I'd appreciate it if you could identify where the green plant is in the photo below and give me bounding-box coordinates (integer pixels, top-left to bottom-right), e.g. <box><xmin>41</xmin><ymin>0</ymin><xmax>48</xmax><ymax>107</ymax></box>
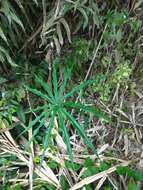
<box><xmin>63</xmin><ymin>37</ymin><xmax>92</xmax><ymax>77</ymax></box>
<box><xmin>0</xmin><ymin>1</ymin><xmax>142</xmax><ymax>189</ymax></box>
<box><xmin>117</xmin><ymin>166</ymin><xmax>143</xmax><ymax>190</ymax></box>
<box><xmin>0</xmin><ymin>0</ymin><xmax>37</xmax><ymax>66</ymax></box>
<box><xmin>0</xmin><ymin>0</ymin><xmax>100</xmax><ymax>68</ymax></box>
<box><xmin>92</xmin><ymin>60</ymin><xmax>132</xmax><ymax>102</ymax></box>
<box><xmin>22</xmin><ymin>60</ymin><xmax>107</xmax><ymax>161</ymax></box>
<box><xmin>0</xmin><ymin>84</ymin><xmax>26</xmax><ymax>122</ymax></box>
<box><xmin>117</xmin><ymin>166</ymin><xmax>143</xmax><ymax>181</ymax></box>
<box><xmin>112</xmin><ymin>61</ymin><xmax>132</xmax><ymax>85</ymax></box>
<box><xmin>0</xmin><ymin>1</ymin><xmax>34</xmax><ymax>70</ymax></box>
<box><xmin>41</xmin><ymin>0</ymin><xmax>100</xmax><ymax>54</ymax></box>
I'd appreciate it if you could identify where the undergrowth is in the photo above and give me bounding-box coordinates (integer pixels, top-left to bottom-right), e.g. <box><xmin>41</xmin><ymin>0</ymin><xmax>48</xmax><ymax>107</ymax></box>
<box><xmin>0</xmin><ymin>0</ymin><xmax>143</xmax><ymax>190</ymax></box>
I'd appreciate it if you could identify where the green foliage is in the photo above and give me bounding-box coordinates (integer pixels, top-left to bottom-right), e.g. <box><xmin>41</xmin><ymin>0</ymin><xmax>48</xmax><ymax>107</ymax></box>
<box><xmin>0</xmin><ymin>85</ymin><xmax>26</xmax><ymax>123</ymax></box>
<box><xmin>47</xmin><ymin>160</ymin><xmax>58</xmax><ymax>170</ymax></box>
<box><xmin>92</xmin><ymin>60</ymin><xmax>132</xmax><ymax>102</ymax></box>
<box><xmin>0</xmin><ymin>0</ymin><xmax>100</xmax><ymax>67</ymax></box>
<box><xmin>34</xmin><ymin>183</ymin><xmax>56</xmax><ymax>190</ymax></box>
<box><xmin>117</xmin><ymin>166</ymin><xmax>143</xmax><ymax>181</ymax></box>
<box><xmin>116</xmin><ymin>166</ymin><xmax>143</xmax><ymax>190</ymax></box>
<box><xmin>82</xmin><ymin>158</ymin><xmax>110</xmax><ymax>178</ymax></box>
<box><xmin>128</xmin><ymin>182</ymin><xmax>139</xmax><ymax>190</ymax></box>
<box><xmin>1</xmin><ymin>185</ymin><xmax>22</xmax><ymax>190</ymax></box>
<box><xmin>64</xmin><ymin>160</ymin><xmax>81</xmax><ymax>171</ymax></box>
<box><xmin>0</xmin><ymin>0</ymin><xmax>25</xmax><ymax>66</ymax></box>
<box><xmin>60</xmin><ymin>175</ymin><xmax>70</xmax><ymax>190</ymax></box>
<box><xmin>72</xmin><ymin>38</ymin><xmax>90</xmax><ymax>63</ymax></box>
<box><xmin>112</xmin><ymin>61</ymin><xmax>132</xmax><ymax>85</ymax></box>
<box><xmin>0</xmin><ymin>0</ymin><xmax>142</xmax><ymax>189</ymax></box>
<box><xmin>23</xmin><ymin>60</ymin><xmax>107</xmax><ymax>162</ymax></box>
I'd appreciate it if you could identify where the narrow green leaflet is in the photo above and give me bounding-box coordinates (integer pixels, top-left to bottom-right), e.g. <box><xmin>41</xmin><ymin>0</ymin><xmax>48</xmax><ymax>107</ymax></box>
<box><xmin>64</xmin><ymin>79</ymin><xmax>96</xmax><ymax>99</ymax></box>
<box><xmin>52</xmin><ymin>62</ymin><xmax>58</xmax><ymax>98</ymax></box>
<box><xmin>41</xmin><ymin>112</ymin><xmax>55</xmax><ymax>163</ymax></box>
<box><xmin>63</xmin><ymin>102</ymin><xmax>109</xmax><ymax>121</ymax></box>
<box><xmin>25</xmin><ymin>86</ymin><xmax>53</xmax><ymax>104</ymax></box>
<box><xmin>28</xmin><ymin>116</ymin><xmax>49</xmax><ymax>145</ymax></box>
<box><xmin>35</xmin><ymin>76</ymin><xmax>55</xmax><ymax>101</ymax></box>
<box><xmin>58</xmin><ymin>110</ymin><xmax>73</xmax><ymax>161</ymax></box>
<box><xmin>59</xmin><ymin>67</ymin><xmax>71</xmax><ymax>98</ymax></box>
<box><xmin>63</xmin><ymin>109</ymin><xmax>97</xmax><ymax>155</ymax></box>
<box><xmin>19</xmin><ymin>111</ymin><xmax>46</xmax><ymax>137</ymax></box>
<box><xmin>25</xmin><ymin>104</ymin><xmax>49</xmax><ymax>114</ymax></box>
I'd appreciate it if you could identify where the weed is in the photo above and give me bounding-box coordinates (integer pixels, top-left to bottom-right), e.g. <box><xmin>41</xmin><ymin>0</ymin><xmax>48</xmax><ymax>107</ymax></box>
<box><xmin>23</xmin><ymin>60</ymin><xmax>106</xmax><ymax>162</ymax></box>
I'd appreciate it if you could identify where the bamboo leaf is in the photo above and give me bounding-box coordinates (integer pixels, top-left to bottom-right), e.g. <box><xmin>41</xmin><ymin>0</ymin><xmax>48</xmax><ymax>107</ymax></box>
<box><xmin>57</xmin><ymin>23</ymin><xmax>64</xmax><ymax>45</ymax></box>
<box><xmin>0</xmin><ymin>27</ymin><xmax>8</xmax><ymax>44</ymax></box>
<box><xmin>53</xmin><ymin>35</ymin><xmax>61</xmax><ymax>55</ymax></box>
<box><xmin>0</xmin><ymin>46</ymin><xmax>17</xmax><ymax>67</ymax></box>
<box><xmin>60</xmin><ymin>18</ymin><xmax>71</xmax><ymax>43</ymax></box>
<box><xmin>78</xmin><ymin>7</ymin><xmax>88</xmax><ymax>30</ymax></box>
<box><xmin>10</xmin><ymin>12</ymin><xmax>24</xmax><ymax>31</ymax></box>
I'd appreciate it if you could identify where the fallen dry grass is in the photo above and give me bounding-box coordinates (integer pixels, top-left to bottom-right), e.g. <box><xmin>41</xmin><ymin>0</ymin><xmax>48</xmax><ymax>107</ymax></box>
<box><xmin>0</xmin><ymin>87</ymin><xmax>143</xmax><ymax>189</ymax></box>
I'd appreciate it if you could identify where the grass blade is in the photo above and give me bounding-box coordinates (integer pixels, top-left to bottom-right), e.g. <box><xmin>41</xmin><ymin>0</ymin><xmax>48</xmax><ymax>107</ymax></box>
<box><xmin>32</xmin><ymin>0</ymin><xmax>38</xmax><ymax>6</ymax></box>
<box><xmin>10</xmin><ymin>12</ymin><xmax>24</xmax><ymax>31</ymax></box>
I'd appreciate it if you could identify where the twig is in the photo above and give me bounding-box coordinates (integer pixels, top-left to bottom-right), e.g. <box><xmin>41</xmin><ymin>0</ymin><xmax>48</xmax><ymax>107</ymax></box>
<box><xmin>68</xmin><ymin>23</ymin><xmax>108</xmax><ymax>130</ymax></box>
<box><xmin>75</xmin><ymin>23</ymin><xmax>108</xmax><ymax>104</ymax></box>
<box><xmin>42</xmin><ymin>0</ymin><xmax>46</xmax><ymax>27</ymax></box>
<box><xmin>84</xmin><ymin>23</ymin><xmax>108</xmax><ymax>81</ymax></box>
<box><xmin>70</xmin><ymin>161</ymin><xmax>130</xmax><ymax>190</ymax></box>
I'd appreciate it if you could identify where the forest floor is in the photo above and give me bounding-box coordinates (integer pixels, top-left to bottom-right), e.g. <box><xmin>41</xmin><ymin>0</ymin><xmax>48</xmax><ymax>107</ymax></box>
<box><xmin>0</xmin><ymin>1</ymin><xmax>143</xmax><ymax>190</ymax></box>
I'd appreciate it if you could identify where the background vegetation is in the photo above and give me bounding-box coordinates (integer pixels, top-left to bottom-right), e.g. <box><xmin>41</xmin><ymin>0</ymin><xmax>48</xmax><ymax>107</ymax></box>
<box><xmin>0</xmin><ymin>0</ymin><xmax>143</xmax><ymax>189</ymax></box>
